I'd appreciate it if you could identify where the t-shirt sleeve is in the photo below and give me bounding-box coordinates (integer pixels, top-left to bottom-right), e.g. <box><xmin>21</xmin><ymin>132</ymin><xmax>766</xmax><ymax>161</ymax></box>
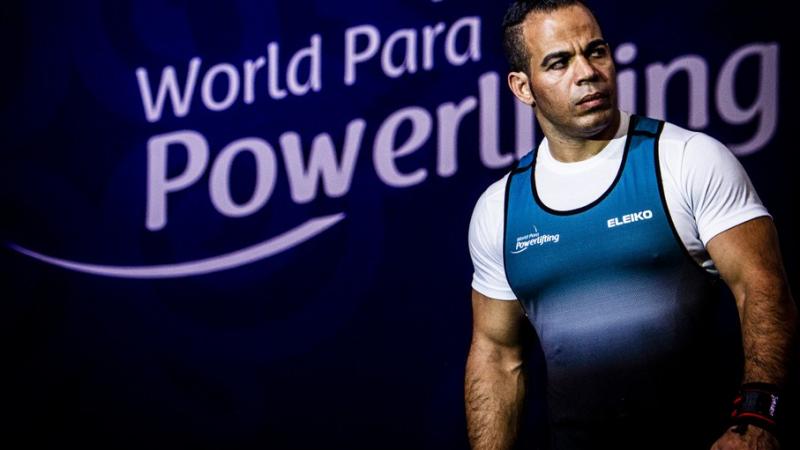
<box><xmin>468</xmin><ymin>176</ymin><xmax>517</xmax><ymax>300</ymax></box>
<box><xmin>681</xmin><ymin>133</ymin><xmax>770</xmax><ymax>246</ymax></box>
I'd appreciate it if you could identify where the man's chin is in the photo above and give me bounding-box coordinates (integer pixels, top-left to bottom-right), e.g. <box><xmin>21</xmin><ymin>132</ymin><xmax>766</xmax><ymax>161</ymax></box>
<box><xmin>575</xmin><ymin>108</ymin><xmax>618</xmax><ymax>138</ymax></box>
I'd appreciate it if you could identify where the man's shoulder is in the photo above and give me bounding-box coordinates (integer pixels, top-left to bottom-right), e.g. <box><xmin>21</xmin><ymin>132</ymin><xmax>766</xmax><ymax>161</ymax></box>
<box><xmin>476</xmin><ymin>173</ymin><xmax>510</xmax><ymax>206</ymax></box>
<box><xmin>645</xmin><ymin>116</ymin><xmax>730</xmax><ymax>158</ymax></box>
<box><xmin>471</xmin><ymin>173</ymin><xmax>510</xmax><ymax>224</ymax></box>
<box><xmin>656</xmin><ymin>118</ymin><xmax>700</xmax><ymax>147</ymax></box>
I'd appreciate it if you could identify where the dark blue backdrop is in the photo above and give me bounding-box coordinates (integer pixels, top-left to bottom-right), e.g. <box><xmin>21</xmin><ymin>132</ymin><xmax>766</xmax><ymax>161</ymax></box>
<box><xmin>3</xmin><ymin>1</ymin><xmax>797</xmax><ymax>448</ymax></box>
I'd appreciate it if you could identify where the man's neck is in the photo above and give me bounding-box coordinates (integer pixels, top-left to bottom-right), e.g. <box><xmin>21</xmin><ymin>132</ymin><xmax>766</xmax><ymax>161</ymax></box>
<box><xmin>544</xmin><ymin>111</ymin><xmax>621</xmax><ymax>163</ymax></box>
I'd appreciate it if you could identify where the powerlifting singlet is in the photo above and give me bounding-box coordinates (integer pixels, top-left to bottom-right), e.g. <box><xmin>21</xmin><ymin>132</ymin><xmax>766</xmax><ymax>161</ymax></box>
<box><xmin>503</xmin><ymin>115</ymin><xmax>741</xmax><ymax>449</ymax></box>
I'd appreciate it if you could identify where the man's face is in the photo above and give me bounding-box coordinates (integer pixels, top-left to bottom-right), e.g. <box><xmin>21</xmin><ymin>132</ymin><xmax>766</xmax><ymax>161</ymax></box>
<box><xmin>519</xmin><ymin>5</ymin><xmax>617</xmax><ymax>139</ymax></box>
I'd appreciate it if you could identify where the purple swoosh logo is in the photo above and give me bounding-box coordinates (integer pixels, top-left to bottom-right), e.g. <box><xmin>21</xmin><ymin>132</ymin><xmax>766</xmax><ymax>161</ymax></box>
<box><xmin>9</xmin><ymin>213</ymin><xmax>345</xmax><ymax>279</ymax></box>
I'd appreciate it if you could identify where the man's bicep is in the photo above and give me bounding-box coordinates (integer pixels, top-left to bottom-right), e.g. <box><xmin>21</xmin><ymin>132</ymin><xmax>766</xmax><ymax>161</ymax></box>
<box><xmin>471</xmin><ymin>289</ymin><xmax>526</xmax><ymax>350</ymax></box>
<box><xmin>706</xmin><ymin>216</ymin><xmax>787</xmax><ymax>302</ymax></box>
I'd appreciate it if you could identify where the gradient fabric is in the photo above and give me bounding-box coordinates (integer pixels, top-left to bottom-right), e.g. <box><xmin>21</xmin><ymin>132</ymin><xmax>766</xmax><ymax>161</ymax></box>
<box><xmin>504</xmin><ymin>115</ymin><xmax>739</xmax><ymax>449</ymax></box>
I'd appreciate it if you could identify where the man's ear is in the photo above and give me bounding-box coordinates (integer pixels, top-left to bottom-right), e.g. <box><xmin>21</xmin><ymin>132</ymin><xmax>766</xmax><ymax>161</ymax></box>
<box><xmin>508</xmin><ymin>71</ymin><xmax>535</xmax><ymax>107</ymax></box>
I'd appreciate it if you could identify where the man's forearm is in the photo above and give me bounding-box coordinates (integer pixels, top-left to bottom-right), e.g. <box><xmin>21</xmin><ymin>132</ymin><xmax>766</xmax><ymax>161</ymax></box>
<box><xmin>465</xmin><ymin>348</ymin><xmax>526</xmax><ymax>450</ymax></box>
<box><xmin>738</xmin><ymin>281</ymin><xmax>797</xmax><ymax>386</ymax></box>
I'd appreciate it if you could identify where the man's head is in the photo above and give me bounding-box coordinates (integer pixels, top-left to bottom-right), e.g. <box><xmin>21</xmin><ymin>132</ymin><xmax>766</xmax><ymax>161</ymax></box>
<box><xmin>503</xmin><ymin>0</ymin><xmax>618</xmax><ymax>140</ymax></box>
<box><xmin>502</xmin><ymin>0</ymin><xmax>587</xmax><ymax>76</ymax></box>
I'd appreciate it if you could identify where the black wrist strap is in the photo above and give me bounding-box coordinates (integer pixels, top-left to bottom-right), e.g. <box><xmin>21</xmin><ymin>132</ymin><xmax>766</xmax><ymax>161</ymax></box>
<box><xmin>730</xmin><ymin>382</ymin><xmax>781</xmax><ymax>434</ymax></box>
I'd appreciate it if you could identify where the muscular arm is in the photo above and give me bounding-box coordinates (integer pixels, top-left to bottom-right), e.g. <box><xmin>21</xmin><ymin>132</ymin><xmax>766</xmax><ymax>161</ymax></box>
<box><xmin>465</xmin><ymin>289</ymin><xmax>528</xmax><ymax>450</ymax></box>
<box><xmin>707</xmin><ymin>217</ymin><xmax>798</xmax><ymax>449</ymax></box>
<box><xmin>707</xmin><ymin>217</ymin><xmax>797</xmax><ymax>386</ymax></box>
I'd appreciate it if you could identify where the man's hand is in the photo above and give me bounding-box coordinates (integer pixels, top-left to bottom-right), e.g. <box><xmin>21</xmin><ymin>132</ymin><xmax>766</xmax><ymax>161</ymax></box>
<box><xmin>711</xmin><ymin>425</ymin><xmax>779</xmax><ymax>450</ymax></box>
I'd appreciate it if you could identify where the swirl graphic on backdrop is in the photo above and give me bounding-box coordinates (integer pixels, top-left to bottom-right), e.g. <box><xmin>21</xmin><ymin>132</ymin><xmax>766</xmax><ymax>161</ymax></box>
<box><xmin>8</xmin><ymin>213</ymin><xmax>344</xmax><ymax>279</ymax></box>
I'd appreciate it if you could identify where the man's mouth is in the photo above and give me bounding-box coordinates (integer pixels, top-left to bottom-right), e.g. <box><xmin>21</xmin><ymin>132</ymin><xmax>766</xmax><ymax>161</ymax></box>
<box><xmin>577</xmin><ymin>92</ymin><xmax>608</xmax><ymax>105</ymax></box>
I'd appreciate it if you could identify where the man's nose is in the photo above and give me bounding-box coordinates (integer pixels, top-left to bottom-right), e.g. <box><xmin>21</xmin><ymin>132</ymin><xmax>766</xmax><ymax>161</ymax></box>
<box><xmin>574</xmin><ymin>55</ymin><xmax>600</xmax><ymax>84</ymax></box>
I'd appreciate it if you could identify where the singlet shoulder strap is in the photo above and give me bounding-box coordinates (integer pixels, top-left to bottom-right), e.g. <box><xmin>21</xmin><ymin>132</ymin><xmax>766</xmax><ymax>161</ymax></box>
<box><xmin>630</xmin><ymin>114</ymin><xmax>664</xmax><ymax>137</ymax></box>
<box><xmin>510</xmin><ymin>150</ymin><xmax>535</xmax><ymax>174</ymax></box>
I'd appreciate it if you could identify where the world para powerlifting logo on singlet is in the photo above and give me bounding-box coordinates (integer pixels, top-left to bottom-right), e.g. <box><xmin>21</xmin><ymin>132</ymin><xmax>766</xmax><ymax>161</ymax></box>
<box><xmin>511</xmin><ymin>226</ymin><xmax>561</xmax><ymax>254</ymax></box>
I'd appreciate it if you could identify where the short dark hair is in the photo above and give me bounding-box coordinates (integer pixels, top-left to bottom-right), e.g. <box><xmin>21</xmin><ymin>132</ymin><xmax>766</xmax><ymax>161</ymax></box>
<box><xmin>502</xmin><ymin>0</ymin><xmax>588</xmax><ymax>74</ymax></box>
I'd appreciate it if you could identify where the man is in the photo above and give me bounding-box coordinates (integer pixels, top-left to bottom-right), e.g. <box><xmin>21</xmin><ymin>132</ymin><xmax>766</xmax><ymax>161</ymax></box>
<box><xmin>464</xmin><ymin>1</ymin><xmax>797</xmax><ymax>449</ymax></box>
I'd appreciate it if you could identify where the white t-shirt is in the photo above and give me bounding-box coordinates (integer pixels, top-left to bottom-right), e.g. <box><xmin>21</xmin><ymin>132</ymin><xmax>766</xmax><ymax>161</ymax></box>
<box><xmin>469</xmin><ymin>111</ymin><xmax>770</xmax><ymax>300</ymax></box>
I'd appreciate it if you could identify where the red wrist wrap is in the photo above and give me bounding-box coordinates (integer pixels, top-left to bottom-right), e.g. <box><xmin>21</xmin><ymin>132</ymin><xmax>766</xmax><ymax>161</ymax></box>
<box><xmin>730</xmin><ymin>382</ymin><xmax>781</xmax><ymax>434</ymax></box>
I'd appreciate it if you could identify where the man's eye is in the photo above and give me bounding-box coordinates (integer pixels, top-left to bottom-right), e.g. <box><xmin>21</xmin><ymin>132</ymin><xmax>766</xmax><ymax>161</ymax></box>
<box><xmin>549</xmin><ymin>60</ymin><xmax>566</xmax><ymax>70</ymax></box>
<box><xmin>590</xmin><ymin>47</ymin><xmax>607</xmax><ymax>57</ymax></box>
